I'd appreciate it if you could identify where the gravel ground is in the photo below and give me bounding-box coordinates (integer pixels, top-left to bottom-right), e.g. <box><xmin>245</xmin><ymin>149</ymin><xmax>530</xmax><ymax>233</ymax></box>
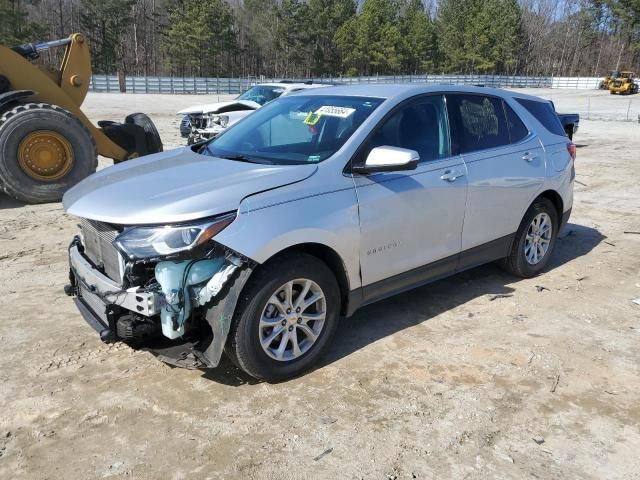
<box><xmin>0</xmin><ymin>89</ymin><xmax>639</xmax><ymax>479</ymax></box>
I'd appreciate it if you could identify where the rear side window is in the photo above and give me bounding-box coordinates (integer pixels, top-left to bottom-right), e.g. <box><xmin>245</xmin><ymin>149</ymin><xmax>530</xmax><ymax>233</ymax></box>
<box><xmin>515</xmin><ymin>98</ymin><xmax>565</xmax><ymax>136</ymax></box>
<box><xmin>446</xmin><ymin>94</ymin><xmax>510</xmax><ymax>154</ymax></box>
<box><xmin>503</xmin><ymin>102</ymin><xmax>529</xmax><ymax>143</ymax></box>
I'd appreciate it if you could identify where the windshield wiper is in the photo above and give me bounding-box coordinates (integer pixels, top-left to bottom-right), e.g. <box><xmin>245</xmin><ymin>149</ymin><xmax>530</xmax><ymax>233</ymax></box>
<box><xmin>218</xmin><ymin>154</ymin><xmax>273</xmax><ymax>165</ymax></box>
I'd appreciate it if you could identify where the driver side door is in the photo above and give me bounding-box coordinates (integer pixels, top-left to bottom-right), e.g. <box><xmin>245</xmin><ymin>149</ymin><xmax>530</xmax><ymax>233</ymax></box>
<box><xmin>352</xmin><ymin>95</ymin><xmax>468</xmax><ymax>304</ymax></box>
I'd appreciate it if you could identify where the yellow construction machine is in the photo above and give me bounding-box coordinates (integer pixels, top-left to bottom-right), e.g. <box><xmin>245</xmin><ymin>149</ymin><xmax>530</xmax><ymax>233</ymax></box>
<box><xmin>599</xmin><ymin>70</ymin><xmax>619</xmax><ymax>90</ymax></box>
<box><xmin>608</xmin><ymin>71</ymin><xmax>639</xmax><ymax>95</ymax></box>
<box><xmin>0</xmin><ymin>33</ymin><xmax>162</xmax><ymax>203</ymax></box>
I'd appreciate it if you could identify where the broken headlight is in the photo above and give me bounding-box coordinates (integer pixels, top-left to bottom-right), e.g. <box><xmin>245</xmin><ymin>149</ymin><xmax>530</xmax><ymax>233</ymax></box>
<box><xmin>114</xmin><ymin>213</ymin><xmax>236</xmax><ymax>260</ymax></box>
<box><xmin>211</xmin><ymin>115</ymin><xmax>229</xmax><ymax>128</ymax></box>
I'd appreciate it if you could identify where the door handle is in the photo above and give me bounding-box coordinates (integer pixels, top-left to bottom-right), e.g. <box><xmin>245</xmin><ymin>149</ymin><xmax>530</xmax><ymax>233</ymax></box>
<box><xmin>440</xmin><ymin>170</ymin><xmax>465</xmax><ymax>182</ymax></box>
<box><xmin>522</xmin><ymin>152</ymin><xmax>537</xmax><ymax>162</ymax></box>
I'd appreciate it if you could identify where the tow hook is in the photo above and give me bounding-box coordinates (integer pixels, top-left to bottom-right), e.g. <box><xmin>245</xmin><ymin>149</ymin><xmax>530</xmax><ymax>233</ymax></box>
<box><xmin>63</xmin><ymin>284</ymin><xmax>77</xmax><ymax>296</ymax></box>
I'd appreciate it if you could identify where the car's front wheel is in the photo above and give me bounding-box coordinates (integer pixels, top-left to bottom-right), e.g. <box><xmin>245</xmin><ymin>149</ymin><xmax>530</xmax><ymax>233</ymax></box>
<box><xmin>227</xmin><ymin>253</ymin><xmax>340</xmax><ymax>382</ymax></box>
<box><xmin>500</xmin><ymin>198</ymin><xmax>559</xmax><ymax>278</ymax></box>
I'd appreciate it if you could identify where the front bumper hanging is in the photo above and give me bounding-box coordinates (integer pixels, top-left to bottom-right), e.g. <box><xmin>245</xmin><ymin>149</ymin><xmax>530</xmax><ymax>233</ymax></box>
<box><xmin>65</xmin><ymin>241</ymin><xmax>253</xmax><ymax>369</ymax></box>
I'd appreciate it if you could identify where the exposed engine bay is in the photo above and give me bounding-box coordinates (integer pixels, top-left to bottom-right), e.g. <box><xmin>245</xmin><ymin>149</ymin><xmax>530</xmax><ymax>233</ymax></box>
<box><xmin>178</xmin><ymin>100</ymin><xmax>260</xmax><ymax>145</ymax></box>
<box><xmin>177</xmin><ymin>82</ymin><xmax>333</xmax><ymax>145</ymax></box>
<box><xmin>65</xmin><ymin>218</ymin><xmax>254</xmax><ymax>369</ymax></box>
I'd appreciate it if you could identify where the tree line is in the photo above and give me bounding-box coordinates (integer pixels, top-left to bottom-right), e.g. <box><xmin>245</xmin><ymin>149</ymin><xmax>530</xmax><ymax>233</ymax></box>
<box><xmin>1</xmin><ymin>0</ymin><xmax>639</xmax><ymax>80</ymax></box>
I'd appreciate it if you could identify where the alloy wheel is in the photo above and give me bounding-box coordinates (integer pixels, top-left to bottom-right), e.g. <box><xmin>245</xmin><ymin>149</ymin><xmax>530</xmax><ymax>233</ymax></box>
<box><xmin>258</xmin><ymin>278</ymin><xmax>327</xmax><ymax>362</ymax></box>
<box><xmin>524</xmin><ymin>212</ymin><xmax>553</xmax><ymax>265</ymax></box>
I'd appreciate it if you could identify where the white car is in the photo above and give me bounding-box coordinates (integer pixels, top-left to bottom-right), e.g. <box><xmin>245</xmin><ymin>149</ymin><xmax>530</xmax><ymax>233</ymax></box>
<box><xmin>178</xmin><ymin>82</ymin><xmax>330</xmax><ymax>144</ymax></box>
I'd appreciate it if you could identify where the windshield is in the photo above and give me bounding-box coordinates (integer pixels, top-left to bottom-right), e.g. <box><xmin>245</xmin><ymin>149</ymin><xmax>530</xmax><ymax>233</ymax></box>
<box><xmin>237</xmin><ymin>85</ymin><xmax>287</xmax><ymax>106</ymax></box>
<box><xmin>204</xmin><ymin>95</ymin><xmax>384</xmax><ymax>165</ymax></box>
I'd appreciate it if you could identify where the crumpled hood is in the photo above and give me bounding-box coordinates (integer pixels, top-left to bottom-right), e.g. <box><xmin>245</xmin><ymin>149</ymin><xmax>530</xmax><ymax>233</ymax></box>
<box><xmin>63</xmin><ymin>147</ymin><xmax>317</xmax><ymax>225</ymax></box>
<box><xmin>177</xmin><ymin>100</ymin><xmax>260</xmax><ymax>115</ymax></box>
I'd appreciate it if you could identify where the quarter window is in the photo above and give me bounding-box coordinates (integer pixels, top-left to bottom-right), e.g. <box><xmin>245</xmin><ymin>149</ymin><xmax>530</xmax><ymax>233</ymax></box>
<box><xmin>514</xmin><ymin>98</ymin><xmax>565</xmax><ymax>137</ymax></box>
<box><xmin>503</xmin><ymin>102</ymin><xmax>529</xmax><ymax>143</ymax></box>
<box><xmin>447</xmin><ymin>94</ymin><xmax>510</xmax><ymax>153</ymax></box>
<box><xmin>367</xmin><ymin>95</ymin><xmax>450</xmax><ymax>163</ymax></box>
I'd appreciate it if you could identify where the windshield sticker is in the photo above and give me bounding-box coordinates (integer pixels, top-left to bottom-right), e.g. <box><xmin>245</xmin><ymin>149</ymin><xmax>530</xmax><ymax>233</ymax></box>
<box><xmin>307</xmin><ymin>155</ymin><xmax>321</xmax><ymax>162</ymax></box>
<box><xmin>314</xmin><ymin>106</ymin><xmax>356</xmax><ymax>118</ymax></box>
<box><xmin>304</xmin><ymin>112</ymin><xmax>322</xmax><ymax>126</ymax></box>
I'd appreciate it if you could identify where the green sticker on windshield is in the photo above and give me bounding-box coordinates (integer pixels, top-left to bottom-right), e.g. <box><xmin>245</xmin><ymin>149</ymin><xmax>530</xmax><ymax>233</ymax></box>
<box><xmin>304</xmin><ymin>112</ymin><xmax>322</xmax><ymax>126</ymax></box>
<box><xmin>308</xmin><ymin>155</ymin><xmax>321</xmax><ymax>162</ymax></box>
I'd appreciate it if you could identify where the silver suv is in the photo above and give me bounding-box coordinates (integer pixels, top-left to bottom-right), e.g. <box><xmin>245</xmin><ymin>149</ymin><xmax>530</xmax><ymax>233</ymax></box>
<box><xmin>63</xmin><ymin>85</ymin><xmax>575</xmax><ymax>381</ymax></box>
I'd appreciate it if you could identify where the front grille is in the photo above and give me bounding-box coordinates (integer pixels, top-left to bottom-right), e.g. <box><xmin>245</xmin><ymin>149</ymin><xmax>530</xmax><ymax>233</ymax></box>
<box><xmin>614</xmin><ymin>81</ymin><xmax>622</xmax><ymax>87</ymax></box>
<box><xmin>80</xmin><ymin>218</ymin><xmax>124</xmax><ymax>284</ymax></box>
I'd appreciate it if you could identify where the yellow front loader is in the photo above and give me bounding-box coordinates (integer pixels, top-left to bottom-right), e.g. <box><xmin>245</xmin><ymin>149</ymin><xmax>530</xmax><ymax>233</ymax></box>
<box><xmin>608</xmin><ymin>71</ymin><xmax>639</xmax><ymax>95</ymax></box>
<box><xmin>599</xmin><ymin>70</ymin><xmax>619</xmax><ymax>90</ymax></box>
<box><xmin>0</xmin><ymin>33</ymin><xmax>162</xmax><ymax>204</ymax></box>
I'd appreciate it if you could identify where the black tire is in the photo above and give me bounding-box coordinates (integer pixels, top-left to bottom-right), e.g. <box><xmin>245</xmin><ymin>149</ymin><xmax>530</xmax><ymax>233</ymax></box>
<box><xmin>0</xmin><ymin>75</ymin><xmax>10</xmax><ymax>94</ymax></box>
<box><xmin>125</xmin><ymin>113</ymin><xmax>163</xmax><ymax>155</ymax></box>
<box><xmin>227</xmin><ymin>253</ymin><xmax>341</xmax><ymax>382</ymax></box>
<box><xmin>0</xmin><ymin>103</ymin><xmax>96</xmax><ymax>204</ymax></box>
<box><xmin>564</xmin><ymin>125</ymin><xmax>573</xmax><ymax>140</ymax></box>
<box><xmin>500</xmin><ymin>198</ymin><xmax>559</xmax><ymax>278</ymax></box>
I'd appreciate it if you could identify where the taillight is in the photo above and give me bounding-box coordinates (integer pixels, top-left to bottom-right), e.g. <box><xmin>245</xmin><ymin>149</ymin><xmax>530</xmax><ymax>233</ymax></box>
<box><xmin>567</xmin><ymin>142</ymin><xmax>576</xmax><ymax>160</ymax></box>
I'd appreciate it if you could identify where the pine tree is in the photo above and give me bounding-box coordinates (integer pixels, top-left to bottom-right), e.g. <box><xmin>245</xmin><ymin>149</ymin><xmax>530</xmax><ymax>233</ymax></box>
<box><xmin>436</xmin><ymin>0</ymin><xmax>522</xmax><ymax>74</ymax></box>
<box><xmin>80</xmin><ymin>0</ymin><xmax>135</xmax><ymax>89</ymax></box>
<box><xmin>398</xmin><ymin>0</ymin><xmax>437</xmax><ymax>73</ymax></box>
<box><xmin>335</xmin><ymin>0</ymin><xmax>403</xmax><ymax>75</ymax></box>
<box><xmin>0</xmin><ymin>0</ymin><xmax>47</xmax><ymax>46</ymax></box>
<box><xmin>303</xmin><ymin>0</ymin><xmax>357</xmax><ymax>76</ymax></box>
<box><xmin>164</xmin><ymin>0</ymin><xmax>235</xmax><ymax>76</ymax></box>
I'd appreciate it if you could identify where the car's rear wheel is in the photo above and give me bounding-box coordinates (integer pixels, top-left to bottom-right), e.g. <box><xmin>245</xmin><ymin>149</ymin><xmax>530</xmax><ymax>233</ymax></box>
<box><xmin>227</xmin><ymin>253</ymin><xmax>340</xmax><ymax>382</ymax></box>
<box><xmin>564</xmin><ymin>124</ymin><xmax>574</xmax><ymax>140</ymax></box>
<box><xmin>500</xmin><ymin>198</ymin><xmax>559</xmax><ymax>278</ymax></box>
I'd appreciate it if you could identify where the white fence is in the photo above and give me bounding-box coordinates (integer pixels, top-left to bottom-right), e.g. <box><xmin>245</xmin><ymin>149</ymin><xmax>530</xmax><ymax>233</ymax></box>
<box><xmin>89</xmin><ymin>74</ymin><xmax>602</xmax><ymax>94</ymax></box>
<box><xmin>551</xmin><ymin>77</ymin><xmax>601</xmax><ymax>89</ymax></box>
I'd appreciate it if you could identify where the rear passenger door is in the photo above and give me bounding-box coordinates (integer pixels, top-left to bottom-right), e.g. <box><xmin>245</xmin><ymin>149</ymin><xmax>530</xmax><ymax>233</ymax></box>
<box><xmin>446</xmin><ymin>94</ymin><xmax>545</xmax><ymax>258</ymax></box>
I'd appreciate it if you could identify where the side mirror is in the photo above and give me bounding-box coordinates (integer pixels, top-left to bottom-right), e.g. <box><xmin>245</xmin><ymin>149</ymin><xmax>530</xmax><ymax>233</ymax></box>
<box><xmin>353</xmin><ymin>146</ymin><xmax>419</xmax><ymax>174</ymax></box>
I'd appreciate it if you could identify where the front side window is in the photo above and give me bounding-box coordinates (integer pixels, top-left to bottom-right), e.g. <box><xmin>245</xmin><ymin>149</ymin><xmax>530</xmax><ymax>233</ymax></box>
<box><xmin>366</xmin><ymin>95</ymin><xmax>450</xmax><ymax>163</ymax></box>
<box><xmin>447</xmin><ymin>94</ymin><xmax>510</xmax><ymax>154</ymax></box>
<box><xmin>204</xmin><ymin>95</ymin><xmax>384</xmax><ymax>164</ymax></box>
<box><xmin>237</xmin><ymin>85</ymin><xmax>287</xmax><ymax>106</ymax></box>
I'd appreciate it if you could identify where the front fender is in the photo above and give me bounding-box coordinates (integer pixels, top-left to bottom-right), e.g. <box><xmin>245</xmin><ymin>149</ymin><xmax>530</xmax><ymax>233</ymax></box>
<box><xmin>196</xmin><ymin>264</ymin><xmax>254</xmax><ymax>367</ymax></box>
<box><xmin>215</xmin><ymin>193</ymin><xmax>362</xmax><ymax>291</ymax></box>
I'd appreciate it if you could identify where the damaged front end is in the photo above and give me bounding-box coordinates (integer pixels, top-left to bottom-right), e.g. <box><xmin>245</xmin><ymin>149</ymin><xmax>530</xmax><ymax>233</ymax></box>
<box><xmin>65</xmin><ymin>215</ymin><xmax>254</xmax><ymax>369</ymax></box>
<box><xmin>178</xmin><ymin>100</ymin><xmax>259</xmax><ymax>145</ymax></box>
<box><xmin>185</xmin><ymin>113</ymin><xmax>230</xmax><ymax>144</ymax></box>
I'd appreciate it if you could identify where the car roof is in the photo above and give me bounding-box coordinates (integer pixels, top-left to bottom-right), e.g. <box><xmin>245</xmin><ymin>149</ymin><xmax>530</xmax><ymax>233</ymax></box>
<box><xmin>256</xmin><ymin>82</ymin><xmax>330</xmax><ymax>90</ymax></box>
<box><xmin>293</xmin><ymin>83</ymin><xmax>549</xmax><ymax>103</ymax></box>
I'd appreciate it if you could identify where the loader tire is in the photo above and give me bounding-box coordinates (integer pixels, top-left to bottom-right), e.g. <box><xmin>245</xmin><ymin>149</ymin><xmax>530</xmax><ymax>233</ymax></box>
<box><xmin>125</xmin><ymin>113</ymin><xmax>163</xmax><ymax>155</ymax></box>
<box><xmin>0</xmin><ymin>103</ymin><xmax>96</xmax><ymax>204</ymax></box>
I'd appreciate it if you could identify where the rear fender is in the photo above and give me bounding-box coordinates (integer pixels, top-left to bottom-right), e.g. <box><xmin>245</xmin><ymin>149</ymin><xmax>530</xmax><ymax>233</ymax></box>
<box><xmin>0</xmin><ymin>89</ymin><xmax>34</xmax><ymax>111</ymax></box>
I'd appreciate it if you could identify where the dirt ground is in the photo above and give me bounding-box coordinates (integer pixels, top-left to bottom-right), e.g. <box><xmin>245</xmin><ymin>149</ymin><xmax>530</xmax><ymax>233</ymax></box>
<box><xmin>0</xmin><ymin>89</ymin><xmax>639</xmax><ymax>479</ymax></box>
